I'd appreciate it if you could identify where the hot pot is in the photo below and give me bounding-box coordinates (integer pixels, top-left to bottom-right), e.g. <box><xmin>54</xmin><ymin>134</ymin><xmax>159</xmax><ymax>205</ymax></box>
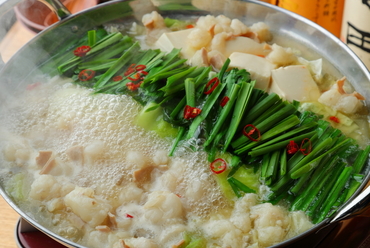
<box><xmin>1</xmin><ymin>0</ymin><xmax>370</xmax><ymax>247</ymax></box>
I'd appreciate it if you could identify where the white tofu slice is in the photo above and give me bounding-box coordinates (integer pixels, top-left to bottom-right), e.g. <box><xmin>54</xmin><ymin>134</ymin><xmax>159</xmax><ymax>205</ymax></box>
<box><xmin>154</xmin><ymin>29</ymin><xmax>195</xmax><ymax>59</ymax></box>
<box><xmin>270</xmin><ymin>65</ymin><xmax>321</xmax><ymax>102</ymax></box>
<box><xmin>224</xmin><ymin>36</ymin><xmax>268</xmax><ymax>58</ymax></box>
<box><xmin>229</xmin><ymin>52</ymin><xmax>277</xmax><ymax>90</ymax></box>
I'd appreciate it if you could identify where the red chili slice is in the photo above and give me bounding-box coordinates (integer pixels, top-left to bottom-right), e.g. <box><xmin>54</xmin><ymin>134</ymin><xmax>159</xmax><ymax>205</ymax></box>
<box><xmin>127</xmin><ymin>73</ymin><xmax>141</xmax><ymax>81</ymax></box>
<box><xmin>124</xmin><ymin>64</ymin><xmax>136</xmax><ymax>76</ymax></box>
<box><xmin>124</xmin><ymin>67</ymin><xmax>135</xmax><ymax>76</ymax></box>
<box><xmin>329</xmin><ymin>116</ymin><xmax>340</xmax><ymax>123</ymax></box>
<box><xmin>183</xmin><ymin>105</ymin><xmax>202</xmax><ymax>119</ymax></box>
<box><xmin>112</xmin><ymin>75</ymin><xmax>123</xmax><ymax>82</ymax></box>
<box><xmin>78</xmin><ymin>69</ymin><xmax>95</xmax><ymax>81</ymax></box>
<box><xmin>125</xmin><ymin>214</ymin><xmax>134</xmax><ymax>218</ymax></box>
<box><xmin>300</xmin><ymin>138</ymin><xmax>312</xmax><ymax>155</ymax></box>
<box><xmin>220</xmin><ymin>96</ymin><xmax>230</xmax><ymax>107</ymax></box>
<box><xmin>286</xmin><ymin>140</ymin><xmax>299</xmax><ymax>155</ymax></box>
<box><xmin>138</xmin><ymin>70</ymin><xmax>148</xmax><ymax>75</ymax></box>
<box><xmin>210</xmin><ymin>158</ymin><xmax>227</xmax><ymax>174</ymax></box>
<box><xmin>73</xmin><ymin>45</ymin><xmax>91</xmax><ymax>57</ymax></box>
<box><xmin>135</xmin><ymin>64</ymin><xmax>146</xmax><ymax>71</ymax></box>
<box><xmin>186</xmin><ymin>24</ymin><xmax>195</xmax><ymax>29</ymax></box>
<box><xmin>204</xmin><ymin>77</ymin><xmax>220</xmax><ymax>95</ymax></box>
<box><xmin>126</xmin><ymin>82</ymin><xmax>135</xmax><ymax>91</ymax></box>
<box><xmin>242</xmin><ymin>124</ymin><xmax>261</xmax><ymax>142</ymax></box>
<box><xmin>126</xmin><ymin>82</ymin><xmax>141</xmax><ymax>91</ymax></box>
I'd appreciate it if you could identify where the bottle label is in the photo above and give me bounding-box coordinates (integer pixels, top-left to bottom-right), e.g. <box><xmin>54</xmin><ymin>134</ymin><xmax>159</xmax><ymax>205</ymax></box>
<box><xmin>340</xmin><ymin>0</ymin><xmax>370</xmax><ymax>70</ymax></box>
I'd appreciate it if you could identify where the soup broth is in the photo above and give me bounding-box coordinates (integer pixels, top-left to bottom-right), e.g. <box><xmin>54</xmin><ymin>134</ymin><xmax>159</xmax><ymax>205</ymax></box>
<box><xmin>0</xmin><ymin>78</ymin><xmax>313</xmax><ymax>248</ymax></box>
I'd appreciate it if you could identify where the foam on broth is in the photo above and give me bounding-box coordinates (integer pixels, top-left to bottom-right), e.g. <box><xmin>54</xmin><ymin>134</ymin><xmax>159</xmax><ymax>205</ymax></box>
<box><xmin>0</xmin><ymin>76</ymin><xmax>314</xmax><ymax>248</ymax></box>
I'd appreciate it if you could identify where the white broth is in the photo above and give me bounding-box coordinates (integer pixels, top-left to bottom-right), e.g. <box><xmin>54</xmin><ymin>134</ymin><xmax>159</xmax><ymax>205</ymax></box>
<box><xmin>0</xmin><ymin>77</ymin><xmax>313</xmax><ymax>248</ymax></box>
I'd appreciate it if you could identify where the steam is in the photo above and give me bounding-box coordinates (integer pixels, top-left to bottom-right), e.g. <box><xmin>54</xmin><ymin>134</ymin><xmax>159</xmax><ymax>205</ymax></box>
<box><xmin>0</xmin><ymin>0</ymin><xmax>22</xmax><ymax>18</ymax></box>
<box><xmin>0</xmin><ymin>0</ymin><xmax>18</xmax><ymax>66</ymax></box>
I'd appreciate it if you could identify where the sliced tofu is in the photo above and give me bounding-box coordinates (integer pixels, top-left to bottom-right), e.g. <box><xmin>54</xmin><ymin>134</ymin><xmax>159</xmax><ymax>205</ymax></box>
<box><xmin>155</xmin><ymin>29</ymin><xmax>195</xmax><ymax>59</ymax></box>
<box><xmin>224</xmin><ymin>36</ymin><xmax>269</xmax><ymax>58</ymax></box>
<box><xmin>229</xmin><ymin>52</ymin><xmax>277</xmax><ymax>90</ymax></box>
<box><xmin>270</xmin><ymin>65</ymin><xmax>321</xmax><ymax>102</ymax></box>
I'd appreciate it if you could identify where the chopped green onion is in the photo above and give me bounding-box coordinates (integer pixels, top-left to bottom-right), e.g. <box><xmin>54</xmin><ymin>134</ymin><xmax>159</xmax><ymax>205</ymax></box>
<box><xmin>204</xmin><ymin>83</ymin><xmax>240</xmax><ymax>147</ymax></box>
<box><xmin>223</xmin><ymin>81</ymin><xmax>255</xmax><ymax>151</ymax></box>
<box><xmin>88</xmin><ymin>30</ymin><xmax>97</xmax><ymax>46</ymax></box>
<box><xmin>94</xmin><ymin>42</ymin><xmax>140</xmax><ymax>89</ymax></box>
<box><xmin>185</xmin><ymin>78</ymin><xmax>196</xmax><ymax>107</ymax></box>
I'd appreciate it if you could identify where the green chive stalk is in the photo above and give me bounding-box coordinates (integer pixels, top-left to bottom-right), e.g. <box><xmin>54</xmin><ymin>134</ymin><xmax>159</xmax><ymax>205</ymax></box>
<box><xmin>223</xmin><ymin>81</ymin><xmax>255</xmax><ymax>151</ymax></box>
<box><xmin>94</xmin><ymin>42</ymin><xmax>140</xmax><ymax>89</ymax></box>
<box><xmin>315</xmin><ymin>166</ymin><xmax>353</xmax><ymax>223</ymax></box>
<box><xmin>248</xmin><ymin>130</ymin><xmax>316</xmax><ymax>157</ymax></box>
<box><xmin>204</xmin><ymin>84</ymin><xmax>240</xmax><ymax>147</ymax></box>
<box><xmin>307</xmin><ymin>162</ymin><xmax>345</xmax><ymax>220</ymax></box>
<box><xmin>186</xmin><ymin>83</ymin><xmax>226</xmax><ymax>139</ymax></box>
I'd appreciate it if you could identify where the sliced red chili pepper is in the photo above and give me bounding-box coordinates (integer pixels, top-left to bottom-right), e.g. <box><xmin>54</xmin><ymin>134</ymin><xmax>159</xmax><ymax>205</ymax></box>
<box><xmin>204</xmin><ymin>77</ymin><xmax>220</xmax><ymax>95</ymax></box>
<box><xmin>210</xmin><ymin>158</ymin><xmax>227</xmax><ymax>174</ymax></box>
<box><xmin>73</xmin><ymin>45</ymin><xmax>91</xmax><ymax>57</ymax></box>
<box><xmin>184</xmin><ymin>106</ymin><xmax>192</xmax><ymax>119</ymax></box>
<box><xmin>300</xmin><ymin>138</ymin><xmax>312</xmax><ymax>155</ymax></box>
<box><xmin>125</xmin><ymin>214</ymin><xmax>134</xmax><ymax>218</ymax></box>
<box><xmin>124</xmin><ymin>64</ymin><xmax>136</xmax><ymax>76</ymax></box>
<box><xmin>126</xmin><ymin>82</ymin><xmax>141</xmax><ymax>91</ymax></box>
<box><xmin>242</xmin><ymin>124</ymin><xmax>261</xmax><ymax>142</ymax></box>
<box><xmin>78</xmin><ymin>69</ymin><xmax>96</xmax><ymax>81</ymax></box>
<box><xmin>128</xmin><ymin>63</ymin><xmax>136</xmax><ymax>68</ymax></box>
<box><xmin>186</xmin><ymin>24</ymin><xmax>195</xmax><ymax>29</ymax></box>
<box><xmin>329</xmin><ymin>116</ymin><xmax>340</xmax><ymax>123</ymax></box>
<box><xmin>124</xmin><ymin>67</ymin><xmax>135</xmax><ymax>76</ymax></box>
<box><xmin>127</xmin><ymin>72</ymin><xmax>141</xmax><ymax>81</ymax></box>
<box><xmin>138</xmin><ymin>70</ymin><xmax>148</xmax><ymax>75</ymax></box>
<box><xmin>191</xmin><ymin>107</ymin><xmax>202</xmax><ymax>118</ymax></box>
<box><xmin>220</xmin><ymin>96</ymin><xmax>230</xmax><ymax>107</ymax></box>
<box><xmin>112</xmin><ymin>75</ymin><xmax>123</xmax><ymax>82</ymax></box>
<box><xmin>183</xmin><ymin>105</ymin><xmax>202</xmax><ymax>119</ymax></box>
<box><xmin>126</xmin><ymin>82</ymin><xmax>135</xmax><ymax>91</ymax></box>
<box><xmin>286</xmin><ymin>140</ymin><xmax>299</xmax><ymax>155</ymax></box>
<box><xmin>135</xmin><ymin>64</ymin><xmax>146</xmax><ymax>71</ymax></box>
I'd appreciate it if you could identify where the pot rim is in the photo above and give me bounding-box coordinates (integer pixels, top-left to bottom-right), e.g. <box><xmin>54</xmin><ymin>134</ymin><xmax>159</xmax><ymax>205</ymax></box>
<box><xmin>1</xmin><ymin>1</ymin><xmax>370</xmax><ymax>248</ymax></box>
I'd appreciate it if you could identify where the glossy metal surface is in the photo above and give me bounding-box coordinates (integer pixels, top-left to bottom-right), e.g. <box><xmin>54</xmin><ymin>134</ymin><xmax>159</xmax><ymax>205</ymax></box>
<box><xmin>0</xmin><ymin>1</ymin><xmax>370</xmax><ymax>247</ymax></box>
<box><xmin>37</xmin><ymin>0</ymin><xmax>71</xmax><ymax>20</ymax></box>
<box><xmin>330</xmin><ymin>185</ymin><xmax>370</xmax><ymax>224</ymax></box>
<box><xmin>0</xmin><ymin>0</ymin><xmax>21</xmax><ymax>17</ymax></box>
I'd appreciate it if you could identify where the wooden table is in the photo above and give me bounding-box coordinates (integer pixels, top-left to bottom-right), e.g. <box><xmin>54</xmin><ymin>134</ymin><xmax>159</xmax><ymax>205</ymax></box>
<box><xmin>0</xmin><ymin>21</ymin><xmax>36</xmax><ymax>63</ymax></box>
<box><xmin>0</xmin><ymin>197</ymin><xmax>19</xmax><ymax>248</ymax></box>
<box><xmin>0</xmin><ymin>20</ymin><xmax>36</xmax><ymax>248</ymax></box>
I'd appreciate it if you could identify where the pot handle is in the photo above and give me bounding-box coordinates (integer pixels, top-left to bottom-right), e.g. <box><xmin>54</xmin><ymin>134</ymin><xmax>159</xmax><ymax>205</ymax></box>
<box><xmin>329</xmin><ymin>185</ymin><xmax>370</xmax><ymax>223</ymax></box>
<box><xmin>37</xmin><ymin>0</ymin><xmax>71</xmax><ymax>20</ymax></box>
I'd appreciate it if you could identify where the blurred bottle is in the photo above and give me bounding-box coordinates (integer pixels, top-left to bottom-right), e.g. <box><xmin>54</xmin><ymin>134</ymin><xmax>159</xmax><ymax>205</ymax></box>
<box><xmin>267</xmin><ymin>0</ymin><xmax>344</xmax><ymax>37</ymax></box>
<box><xmin>340</xmin><ymin>0</ymin><xmax>370</xmax><ymax>70</ymax></box>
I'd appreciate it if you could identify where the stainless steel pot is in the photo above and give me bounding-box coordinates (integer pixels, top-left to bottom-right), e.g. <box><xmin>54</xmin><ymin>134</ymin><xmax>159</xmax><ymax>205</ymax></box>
<box><xmin>1</xmin><ymin>0</ymin><xmax>370</xmax><ymax>247</ymax></box>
